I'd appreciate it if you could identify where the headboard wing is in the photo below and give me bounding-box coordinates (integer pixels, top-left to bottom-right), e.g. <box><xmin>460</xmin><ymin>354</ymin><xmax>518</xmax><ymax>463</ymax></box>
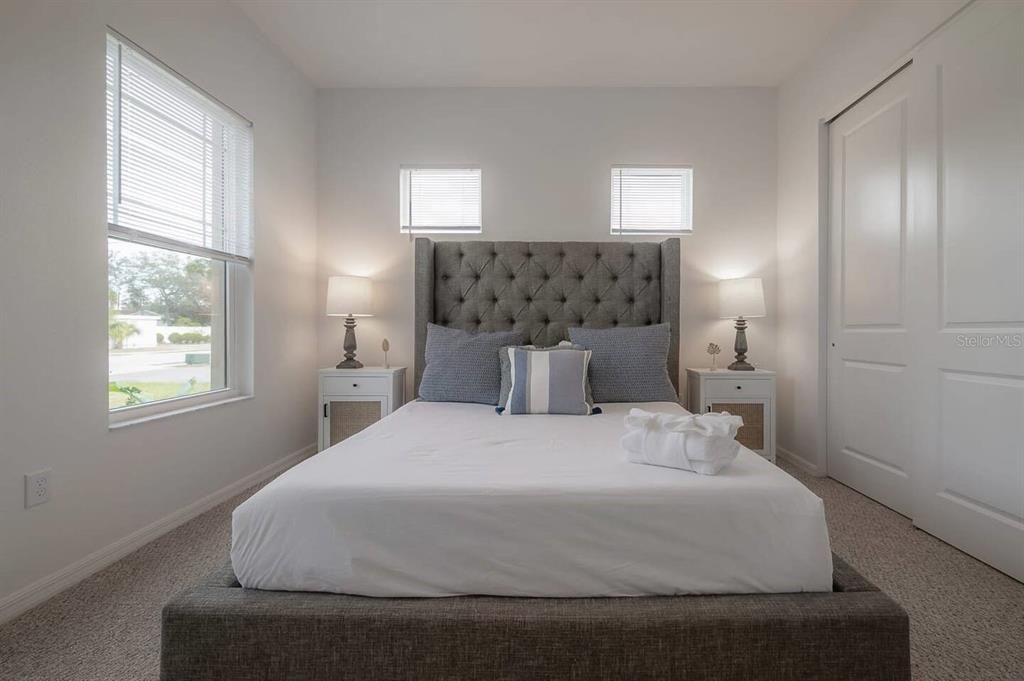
<box><xmin>414</xmin><ymin>238</ymin><xmax>680</xmax><ymax>396</ymax></box>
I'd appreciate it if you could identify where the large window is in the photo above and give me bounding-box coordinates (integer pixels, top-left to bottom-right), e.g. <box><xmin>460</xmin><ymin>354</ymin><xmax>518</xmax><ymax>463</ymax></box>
<box><xmin>106</xmin><ymin>31</ymin><xmax>253</xmax><ymax>422</ymax></box>
<box><xmin>400</xmin><ymin>167</ymin><xmax>482</xmax><ymax>233</ymax></box>
<box><xmin>610</xmin><ymin>166</ymin><xmax>693</xmax><ymax>235</ymax></box>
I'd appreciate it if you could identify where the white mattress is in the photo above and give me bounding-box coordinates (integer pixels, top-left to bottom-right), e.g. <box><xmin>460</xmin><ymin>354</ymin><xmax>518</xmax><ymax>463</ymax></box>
<box><xmin>231</xmin><ymin>401</ymin><xmax>833</xmax><ymax>597</ymax></box>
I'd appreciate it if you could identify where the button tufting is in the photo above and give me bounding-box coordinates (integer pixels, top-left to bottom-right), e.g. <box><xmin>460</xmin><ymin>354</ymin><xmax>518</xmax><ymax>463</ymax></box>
<box><xmin>560</xmin><ymin>296</ymin><xmax>567</xmax><ymax>303</ymax></box>
<box><xmin>525</xmin><ymin>296</ymin><xmax>532</xmax><ymax>303</ymax></box>
<box><xmin>612</xmin><ymin>320</ymin><xmax>619</xmax><ymax>326</ymax></box>
<box><xmin>577</xmin><ymin>274</ymin><xmax>584</xmax><ymax>281</ymax></box>
<box><xmin>628</xmin><ymin>297</ymin><xmax>635</xmax><ymax>304</ymax></box>
<box><xmin>441</xmin><ymin>274</ymin><xmax>449</xmax><ymax>281</ymax></box>
<box><xmin>611</xmin><ymin>275</ymin><xmax>618</xmax><ymax>282</ymax></box>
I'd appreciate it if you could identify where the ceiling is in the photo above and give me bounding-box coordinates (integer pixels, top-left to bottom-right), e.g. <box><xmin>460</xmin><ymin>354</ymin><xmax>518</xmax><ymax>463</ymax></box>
<box><xmin>234</xmin><ymin>0</ymin><xmax>862</xmax><ymax>88</ymax></box>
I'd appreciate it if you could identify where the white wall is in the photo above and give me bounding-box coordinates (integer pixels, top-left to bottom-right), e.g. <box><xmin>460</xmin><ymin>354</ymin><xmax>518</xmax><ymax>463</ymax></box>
<box><xmin>774</xmin><ymin>0</ymin><xmax>970</xmax><ymax>473</ymax></box>
<box><xmin>0</xmin><ymin>0</ymin><xmax>318</xmax><ymax>616</ymax></box>
<box><xmin>316</xmin><ymin>88</ymin><xmax>778</xmax><ymax>392</ymax></box>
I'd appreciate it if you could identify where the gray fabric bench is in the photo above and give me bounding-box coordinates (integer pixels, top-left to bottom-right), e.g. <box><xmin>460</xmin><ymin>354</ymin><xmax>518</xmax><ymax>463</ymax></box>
<box><xmin>161</xmin><ymin>554</ymin><xmax>909</xmax><ymax>680</ymax></box>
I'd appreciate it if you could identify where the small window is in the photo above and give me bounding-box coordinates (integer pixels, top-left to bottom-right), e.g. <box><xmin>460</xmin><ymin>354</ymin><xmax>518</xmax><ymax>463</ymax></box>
<box><xmin>610</xmin><ymin>166</ymin><xmax>693</xmax><ymax>235</ymax></box>
<box><xmin>400</xmin><ymin>167</ymin><xmax>482</xmax><ymax>233</ymax></box>
<box><xmin>106</xmin><ymin>31</ymin><xmax>253</xmax><ymax>424</ymax></box>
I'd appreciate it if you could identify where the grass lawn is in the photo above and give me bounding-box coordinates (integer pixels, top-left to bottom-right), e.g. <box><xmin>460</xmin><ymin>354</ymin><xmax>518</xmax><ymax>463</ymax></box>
<box><xmin>109</xmin><ymin>381</ymin><xmax>212</xmax><ymax>409</ymax></box>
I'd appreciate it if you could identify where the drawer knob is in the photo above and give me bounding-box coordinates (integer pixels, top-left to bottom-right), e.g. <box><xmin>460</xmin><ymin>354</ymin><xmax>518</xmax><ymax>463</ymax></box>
<box><xmin>736</xmin><ymin>385</ymin><xmax>742</xmax><ymax>390</ymax></box>
<box><xmin>352</xmin><ymin>383</ymin><xmax>359</xmax><ymax>387</ymax></box>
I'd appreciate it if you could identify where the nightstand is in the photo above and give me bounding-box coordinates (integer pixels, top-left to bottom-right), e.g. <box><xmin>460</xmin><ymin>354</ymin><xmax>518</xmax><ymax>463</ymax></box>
<box><xmin>686</xmin><ymin>368</ymin><xmax>776</xmax><ymax>463</ymax></box>
<box><xmin>319</xmin><ymin>367</ymin><xmax>406</xmax><ymax>451</ymax></box>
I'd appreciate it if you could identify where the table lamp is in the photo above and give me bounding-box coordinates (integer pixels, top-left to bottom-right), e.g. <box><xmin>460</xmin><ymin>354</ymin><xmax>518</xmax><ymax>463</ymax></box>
<box><xmin>327</xmin><ymin>275</ymin><xmax>373</xmax><ymax>369</ymax></box>
<box><xmin>718</xmin><ymin>277</ymin><xmax>765</xmax><ymax>371</ymax></box>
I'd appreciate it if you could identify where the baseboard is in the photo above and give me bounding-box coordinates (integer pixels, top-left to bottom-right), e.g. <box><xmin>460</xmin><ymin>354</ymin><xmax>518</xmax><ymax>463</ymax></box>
<box><xmin>777</xmin><ymin>446</ymin><xmax>823</xmax><ymax>477</ymax></box>
<box><xmin>0</xmin><ymin>442</ymin><xmax>315</xmax><ymax>625</ymax></box>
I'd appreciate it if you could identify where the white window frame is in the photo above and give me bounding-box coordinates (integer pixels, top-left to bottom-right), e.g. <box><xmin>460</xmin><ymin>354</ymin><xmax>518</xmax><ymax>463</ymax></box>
<box><xmin>106</xmin><ymin>29</ymin><xmax>254</xmax><ymax>427</ymax></box>
<box><xmin>610</xmin><ymin>165</ymin><xmax>694</xmax><ymax>236</ymax></box>
<box><xmin>399</xmin><ymin>166</ymin><xmax>483</xmax><ymax>234</ymax></box>
<box><xmin>107</xmin><ymin>259</ymin><xmax>253</xmax><ymax>428</ymax></box>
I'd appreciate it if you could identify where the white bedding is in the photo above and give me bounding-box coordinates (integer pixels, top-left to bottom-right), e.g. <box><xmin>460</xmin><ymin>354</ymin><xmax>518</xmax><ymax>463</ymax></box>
<box><xmin>231</xmin><ymin>401</ymin><xmax>833</xmax><ymax>597</ymax></box>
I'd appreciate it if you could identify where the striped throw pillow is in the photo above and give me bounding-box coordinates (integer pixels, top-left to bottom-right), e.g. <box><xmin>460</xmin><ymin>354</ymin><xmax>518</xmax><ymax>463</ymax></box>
<box><xmin>499</xmin><ymin>347</ymin><xmax>598</xmax><ymax>415</ymax></box>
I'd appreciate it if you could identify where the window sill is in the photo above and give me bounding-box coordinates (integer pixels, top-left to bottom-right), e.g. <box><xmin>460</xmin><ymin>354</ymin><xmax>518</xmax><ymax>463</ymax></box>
<box><xmin>400</xmin><ymin>228</ymin><xmax>482</xmax><ymax>235</ymax></box>
<box><xmin>610</xmin><ymin>230</ymin><xmax>694</xmax><ymax>237</ymax></box>
<box><xmin>108</xmin><ymin>393</ymin><xmax>253</xmax><ymax>430</ymax></box>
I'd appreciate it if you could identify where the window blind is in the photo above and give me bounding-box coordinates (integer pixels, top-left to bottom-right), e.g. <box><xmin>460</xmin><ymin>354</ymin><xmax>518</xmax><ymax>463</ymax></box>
<box><xmin>610</xmin><ymin>166</ymin><xmax>693</xmax><ymax>235</ymax></box>
<box><xmin>400</xmin><ymin>168</ymin><xmax>482</xmax><ymax>233</ymax></box>
<box><xmin>106</xmin><ymin>32</ymin><xmax>253</xmax><ymax>263</ymax></box>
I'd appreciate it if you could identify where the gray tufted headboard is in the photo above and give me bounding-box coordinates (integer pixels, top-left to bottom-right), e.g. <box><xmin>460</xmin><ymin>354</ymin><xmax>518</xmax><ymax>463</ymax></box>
<box><xmin>414</xmin><ymin>238</ymin><xmax>680</xmax><ymax>396</ymax></box>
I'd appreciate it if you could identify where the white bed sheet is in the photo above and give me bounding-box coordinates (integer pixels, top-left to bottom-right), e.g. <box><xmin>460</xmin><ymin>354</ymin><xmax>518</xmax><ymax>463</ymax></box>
<box><xmin>231</xmin><ymin>401</ymin><xmax>833</xmax><ymax>597</ymax></box>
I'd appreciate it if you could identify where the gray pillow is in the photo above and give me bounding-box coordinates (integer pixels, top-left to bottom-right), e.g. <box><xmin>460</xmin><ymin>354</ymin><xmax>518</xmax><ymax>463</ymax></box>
<box><xmin>499</xmin><ymin>346</ymin><xmax>597</xmax><ymax>415</ymax></box>
<box><xmin>498</xmin><ymin>342</ymin><xmax>593</xmax><ymax>408</ymax></box>
<box><xmin>419</xmin><ymin>324</ymin><xmax>525</xmax><ymax>404</ymax></box>
<box><xmin>568</xmin><ymin>324</ymin><xmax>677</xmax><ymax>403</ymax></box>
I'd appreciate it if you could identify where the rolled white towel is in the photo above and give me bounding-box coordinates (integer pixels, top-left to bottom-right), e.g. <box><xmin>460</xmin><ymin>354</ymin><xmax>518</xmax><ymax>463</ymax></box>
<box><xmin>621</xmin><ymin>408</ymin><xmax>744</xmax><ymax>475</ymax></box>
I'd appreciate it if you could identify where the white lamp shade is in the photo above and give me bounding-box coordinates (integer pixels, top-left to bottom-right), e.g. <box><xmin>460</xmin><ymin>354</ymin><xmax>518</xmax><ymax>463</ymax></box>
<box><xmin>719</xmin><ymin>277</ymin><xmax>766</xmax><ymax>319</ymax></box>
<box><xmin>326</xmin><ymin>275</ymin><xmax>373</xmax><ymax>317</ymax></box>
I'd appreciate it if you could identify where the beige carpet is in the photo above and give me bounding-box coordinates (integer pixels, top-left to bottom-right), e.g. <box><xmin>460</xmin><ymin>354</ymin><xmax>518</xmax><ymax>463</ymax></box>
<box><xmin>1</xmin><ymin>463</ymin><xmax>1022</xmax><ymax>681</ymax></box>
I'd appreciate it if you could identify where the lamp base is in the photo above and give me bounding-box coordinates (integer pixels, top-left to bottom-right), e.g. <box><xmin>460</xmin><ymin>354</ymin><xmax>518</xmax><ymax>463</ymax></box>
<box><xmin>336</xmin><ymin>315</ymin><xmax>363</xmax><ymax>369</ymax></box>
<box><xmin>729</xmin><ymin>316</ymin><xmax>756</xmax><ymax>371</ymax></box>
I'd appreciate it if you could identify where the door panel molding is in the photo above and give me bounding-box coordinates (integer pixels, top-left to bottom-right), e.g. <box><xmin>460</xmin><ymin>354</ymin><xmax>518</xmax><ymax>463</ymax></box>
<box><xmin>828</xmin><ymin>67</ymin><xmax>913</xmax><ymax>517</ymax></box>
<box><xmin>908</xmin><ymin>0</ymin><xmax>1024</xmax><ymax>581</ymax></box>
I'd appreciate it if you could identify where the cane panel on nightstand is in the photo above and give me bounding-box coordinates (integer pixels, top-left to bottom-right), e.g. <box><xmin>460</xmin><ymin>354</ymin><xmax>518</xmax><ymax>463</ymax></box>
<box><xmin>328</xmin><ymin>400</ymin><xmax>381</xmax><ymax>446</ymax></box>
<box><xmin>709</xmin><ymin>401</ymin><xmax>765</xmax><ymax>451</ymax></box>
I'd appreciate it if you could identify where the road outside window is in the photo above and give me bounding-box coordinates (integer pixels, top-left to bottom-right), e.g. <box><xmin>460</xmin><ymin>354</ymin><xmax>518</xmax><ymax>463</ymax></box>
<box><xmin>108</xmin><ymin>240</ymin><xmax>226</xmax><ymax>410</ymax></box>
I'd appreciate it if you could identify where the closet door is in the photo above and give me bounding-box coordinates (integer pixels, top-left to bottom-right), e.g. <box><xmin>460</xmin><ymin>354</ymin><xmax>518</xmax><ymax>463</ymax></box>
<box><xmin>908</xmin><ymin>0</ymin><xmax>1024</xmax><ymax>581</ymax></box>
<box><xmin>827</xmin><ymin>69</ymin><xmax>914</xmax><ymax>515</ymax></box>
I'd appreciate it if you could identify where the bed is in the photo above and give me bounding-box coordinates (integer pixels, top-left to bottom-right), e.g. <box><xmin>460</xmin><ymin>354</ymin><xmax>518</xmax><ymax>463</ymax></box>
<box><xmin>161</xmin><ymin>238</ymin><xmax>910</xmax><ymax>680</ymax></box>
<box><xmin>231</xmin><ymin>400</ymin><xmax>833</xmax><ymax>597</ymax></box>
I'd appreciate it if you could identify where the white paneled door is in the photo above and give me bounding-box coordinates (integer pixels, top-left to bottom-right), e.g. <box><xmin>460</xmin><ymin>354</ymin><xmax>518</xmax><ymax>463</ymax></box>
<box><xmin>828</xmin><ymin>68</ymin><xmax>914</xmax><ymax>516</ymax></box>
<box><xmin>828</xmin><ymin>0</ymin><xmax>1024</xmax><ymax>582</ymax></box>
<box><xmin>907</xmin><ymin>0</ymin><xmax>1024</xmax><ymax>582</ymax></box>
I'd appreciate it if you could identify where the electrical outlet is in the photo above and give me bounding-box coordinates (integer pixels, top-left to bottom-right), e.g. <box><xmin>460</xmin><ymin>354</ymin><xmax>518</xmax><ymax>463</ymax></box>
<box><xmin>25</xmin><ymin>469</ymin><xmax>51</xmax><ymax>508</ymax></box>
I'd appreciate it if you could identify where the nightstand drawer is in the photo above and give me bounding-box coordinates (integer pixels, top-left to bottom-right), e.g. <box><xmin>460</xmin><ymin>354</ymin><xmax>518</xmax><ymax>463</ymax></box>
<box><xmin>322</xmin><ymin>375</ymin><xmax>390</xmax><ymax>396</ymax></box>
<box><xmin>703</xmin><ymin>378</ymin><xmax>773</xmax><ymax>399</ymax></box>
